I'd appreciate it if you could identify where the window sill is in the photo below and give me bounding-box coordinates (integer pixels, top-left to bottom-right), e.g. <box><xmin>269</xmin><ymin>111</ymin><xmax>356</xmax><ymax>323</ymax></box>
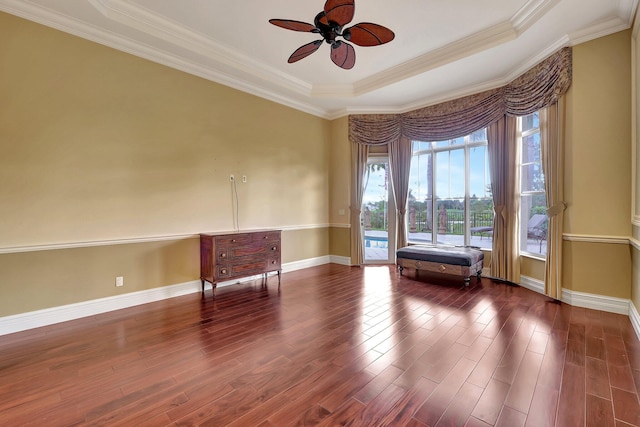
<box><xmin>521</xmin><ymin>252</ymin><xmax>546</xmax><ymax>262</ymax></box>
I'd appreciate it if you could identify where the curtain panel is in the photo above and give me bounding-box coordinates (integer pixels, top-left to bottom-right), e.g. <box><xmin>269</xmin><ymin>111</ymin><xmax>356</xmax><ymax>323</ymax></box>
<box><xmin>349</xmin><ymin>47</ymin><xmax>572</xmax><ymax>145</ymax></box>
<box><xmin>347</xmin><ymin>47</ymin><xmax>572</xmax><ymax>269</ymax></box>
<box><xmin>540</xmin><ymin>101</ymin><xmax>566</xmax><ymax>299</ymax></box>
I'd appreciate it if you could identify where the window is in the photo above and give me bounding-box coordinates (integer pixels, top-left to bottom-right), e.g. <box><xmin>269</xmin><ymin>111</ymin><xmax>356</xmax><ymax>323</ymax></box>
<box><xmin>519</xmin><ymin>112</ymin><xmax>547</xmax><ymax>256</ymax></box>
<box><xmin>408</xmin><ymin>129</ymin><xmax>493</xmax><ymax>248</ymax></box>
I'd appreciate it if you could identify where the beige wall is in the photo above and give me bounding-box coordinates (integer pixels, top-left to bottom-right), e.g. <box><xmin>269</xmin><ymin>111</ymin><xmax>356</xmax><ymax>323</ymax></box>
<box><xmin>0</xmin><ymin>13</ymin><xmax>332</xmax><ymax>316</ymax></box>
<box><xmin>562</xmin><ymin>30</ymin><xmax>632</xmax><ymax>296</ymax></box>
<box><xmin>633</xmin><ymin>24</ymin><xmax>640</xmax><ymax>313</ymax></box>
<box><xmin>328</xmin><ymin>116</ymin><xmax>352</xmax><ymax>258</ymax></box>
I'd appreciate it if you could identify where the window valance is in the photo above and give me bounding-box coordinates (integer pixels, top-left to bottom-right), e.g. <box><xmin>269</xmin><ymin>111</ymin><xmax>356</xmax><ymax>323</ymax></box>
<box><xmin>349</xmin><ymin>47</ymin><xmax>572</xmax><ymax>145</ymax></box>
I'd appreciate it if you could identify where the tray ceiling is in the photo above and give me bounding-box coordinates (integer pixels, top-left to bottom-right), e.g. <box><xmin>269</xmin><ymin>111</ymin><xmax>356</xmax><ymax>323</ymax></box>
<box><xmin>0</xmin><ymin>0</ymin><xmax>637</xmax><ymax>118</ymax></box>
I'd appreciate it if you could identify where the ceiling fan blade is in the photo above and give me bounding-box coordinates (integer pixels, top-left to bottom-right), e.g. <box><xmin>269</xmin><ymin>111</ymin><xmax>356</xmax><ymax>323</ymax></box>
<box><xmin>269</xmin><ymin>19</ymin><xmax>318</xmax><ymax>33</ymax></box>
<box><xmin>344</xmin><ymin>23</ymin><xmax>395</xmax><ymax>46</ymax></box>
<box><xmin>330</xmin><ymin>41</ymin><xmax>356</xmax><ymax>69</ymax></box>
<box><xmin>288</xmin><ymin>40</ymin><xmax>323</xmax><ymax>63</ymax></box>
<box><xmin>323</xmin><ymin>0</ymin><xmax>355</xmax><ymax>26</ymax></box>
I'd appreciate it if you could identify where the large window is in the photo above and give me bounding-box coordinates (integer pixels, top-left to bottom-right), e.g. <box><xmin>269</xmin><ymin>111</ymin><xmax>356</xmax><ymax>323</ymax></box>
<box><xmin>408</xmin><ymin>129</ymin><xmax>493</xmax><ymax>248</ymax></box>
<box><xmin>519</xmin><ymin>112</ymin><xmax>547</xmax><ymax>256</ymax></box>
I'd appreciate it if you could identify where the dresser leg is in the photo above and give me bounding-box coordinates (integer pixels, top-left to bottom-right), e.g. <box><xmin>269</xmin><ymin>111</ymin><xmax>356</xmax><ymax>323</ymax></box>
<box><xmin>201</xmin><ymin>280</ymin><xmax>205</xmax><ymax>293</ymax></box>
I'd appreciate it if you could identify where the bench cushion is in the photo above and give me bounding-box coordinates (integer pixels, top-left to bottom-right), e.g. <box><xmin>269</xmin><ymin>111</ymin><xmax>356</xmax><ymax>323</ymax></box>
<box><xmin>396</xmin><ymin>245</ymin><xmax>484</xmax><ymax>267</ymax></box>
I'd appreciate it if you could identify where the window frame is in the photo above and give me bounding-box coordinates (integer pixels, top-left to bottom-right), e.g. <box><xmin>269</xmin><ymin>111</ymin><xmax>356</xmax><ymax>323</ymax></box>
<box><xmin>408</xmin><ymin>130</ymin><xmax>492</xmax><ymax>247</ymax></box>
<box><xmin>518</xmin><ymin>113</ymin><xmax>547</xmax><ymax>259</ymax></box>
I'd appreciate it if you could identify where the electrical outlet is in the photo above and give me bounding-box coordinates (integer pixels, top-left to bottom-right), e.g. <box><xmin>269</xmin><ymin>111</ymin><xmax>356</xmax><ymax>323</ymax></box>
<box><xmin>115</xmin><ymin>276</ymin><xmax>124</xmax><ymax>287</ymax></box>
<box><xmin>230</xmin><ymin>174</ymin><xmax>234</xmax><ymax>182</ymax></box>
<box><xmin>242</xmin><ymin>175</ymin><xmax>247</xmax><ymax>183</ymax></box>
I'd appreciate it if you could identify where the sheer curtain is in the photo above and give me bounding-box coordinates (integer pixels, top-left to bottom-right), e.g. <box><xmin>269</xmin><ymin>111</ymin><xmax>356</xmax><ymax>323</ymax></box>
<box><xmin>540</xmin><ymin>100</ymin><xmax>566</xmax><ymax>299</ymax></box>
<box><xmin>349</xmin><ymin>142</ymin><xmax>369</xmax><ymax>266</ymax></box>
<box><xmin>487</xmin><ymin>116</ymin><xmax>520</xmax><ymax>282</ymax></box>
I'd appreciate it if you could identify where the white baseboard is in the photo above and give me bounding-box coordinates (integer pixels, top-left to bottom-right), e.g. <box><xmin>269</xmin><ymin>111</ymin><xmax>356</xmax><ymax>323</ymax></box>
<box><xmin>0</xmin><ymin>255</ymin><xmax>347</xmax><ymax>337</ymax></box>
<box><xmin>282</xmin><ymin>255</ymin><xmax>332</xmax><ymax>272</ymax></box>
<box><xmin>0</xmin><ymin>280</ymin><xmax>201</xmax><ymax>336</ymax></box>
<box><xmin>520</xmin><ymin>276</ymin><xmax>545</xmax><ymax>294</ymax></box>
<box><xmin>3</xmin><ymin>260</ymin><xmax>635</xmax><ymax>338</ymax></box>
<box><xmin>330</xmin><ymin>255</ymin><xmax>352</xmax><ymax>266</ymax></box>
<box><xmin>561</xmin><ymin>288</ymin><xmax>630</xmax><ymax>315</ymax></box>
<box><xmin>630</xmin><ymin>302</ymin><xmax>640</xmax><ymax>342</ymax></box>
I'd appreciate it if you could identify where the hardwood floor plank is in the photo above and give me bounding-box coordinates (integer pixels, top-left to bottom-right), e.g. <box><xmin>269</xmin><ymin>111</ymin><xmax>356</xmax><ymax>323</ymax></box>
<box><xmin>471</xmin><ymin>378</ymin><xmax>511</xmax><ymax>425</ymax></box>
<box><xmin>413</xmin><ymin>357</ymin><xmax>477</xmax><ymax>426</ymax></box>
<box><xmin>503</xmin><ymin>350</ymin><xmax>543</xmax><ymax>414</ymax></box>
<box><xmin>435</xmin><ymin>381</ymin><xmax>484</xmax><ymax>427</ymax></box>
<box><xmin>495</xmin><ymin>406</ymin><xmax>527</xmax><ymax>427</ymax></box>
<box><xmin>611</xmin><ymin>387</ymin><xmax>640</xmax><ymax>426</ymax></box>
<box><xmin>556</xmin><ymin>362</ymin><xmax>586</xmax><ymax>427</ymax></box>
<box><xmin>586</xmin><ymin>356</ymin><xmax>613</xmax><ymax>399</ymax></box>
<box><xmin>524</xmin><ymin>384</ymin><xmax>559</xmax><ymax>427</ymax></box>
<box><xmin>0</xmin><ymin>265</ymin><xmax>638</xmax><ymax>427</ymax></box>
<box><xmin>586</xmin><ymin>394</ymin><xmax>615</xmax><ymax>427</ymax></box>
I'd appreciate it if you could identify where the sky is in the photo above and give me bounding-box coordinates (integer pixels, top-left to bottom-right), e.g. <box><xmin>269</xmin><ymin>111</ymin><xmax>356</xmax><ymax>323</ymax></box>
<box><xmin>363</xmin><ymin>143</ymin><xmax>491</xmax><ymax>205</ymax></box>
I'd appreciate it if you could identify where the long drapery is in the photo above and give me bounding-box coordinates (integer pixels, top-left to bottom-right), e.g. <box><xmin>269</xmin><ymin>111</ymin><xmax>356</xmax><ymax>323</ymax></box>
<box><xmin>349</xmin><ymin>143</ymin><xmax>369</xmax><ymax>266</ymax></box>
<box><xmin>348</xmin><ymin>47</ymin><xmax>572</xmax><ymax>272</ymax></box>
<box><xmin>487</xmin><ymin>116</ymin><xmax>520</xmax><ymax>282</ymax></box>
<box><xmin>540</xmin><ymin>101</ymin><xmax>566</xmax><ymax>299</ymax></box>
<box><xmin>388</xmin><ymin>136</ymin><xmax>413</xmax><ymax>250</ymax></box>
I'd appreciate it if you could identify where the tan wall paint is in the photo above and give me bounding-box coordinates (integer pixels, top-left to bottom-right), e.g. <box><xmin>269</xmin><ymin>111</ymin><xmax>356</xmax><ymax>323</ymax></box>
<box><xmin>562</xmin><ymin>30</ymin><xmax>632</xmax><ymax>295</ymax></box>
<box><xmin>329</xmin><ymin>227</ymin><xmax>351</xmax><ymax>258</ymax></box>
<box><xmin>0</xmin><ymin>239</ymin><xmax>199</xmax><ymax>316</ymax></box>
<box><xmin>329</xmin><ymin>117</ymin><xmax>351</xmax><ymax>226</ymax></box>
<box><xmin>281</xmin><ymin>228</ymin><xmax>329</xmax><ymax>263</ymax></box>
<box><xmin>564</xmin><ymin>30</ymin><xmax>632</xmax><ymax>237</ymax></box>
<box><xmin>632</xmin><ymin>241</ymin><xmax>640</xmax><ymax>310</ymax></box>
<box><xmin>0</xmin><ymin>12</ymin><xmax>331</xmax><ymax>248</ymax></box>
<box><xmin>0</xmin><ymin>13</ymin><xmax>333</xmax><ymax>316</ymax></box>
<box><xmin>521</xmin><ymin>256</ymin><xmax>545</xmax><ymax>282</ymax></box>
<box><xmin>632</xmin><ymin>26</ymin><xmax>640</xmax><ymax>314</ymax></box>
<box><xmin>563</xmin><ymin>241</ymin><xmax>632</xmax><ymax>299</ymax></box>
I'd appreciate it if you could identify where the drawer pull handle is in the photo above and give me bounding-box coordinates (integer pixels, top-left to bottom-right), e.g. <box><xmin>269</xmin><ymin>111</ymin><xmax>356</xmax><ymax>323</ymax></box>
<box><xmin>221</xmin><ymin>269</ymin><xmax>227</xmax><ymax>274</ymax></box>
<box><xmin>220</xmin><ymin>253</ymin><xmax>226</xmax><ymax>258</ymax></box>
<box><xmin>271</xmin><ymin>261</ymin><xmax>276</xmax><ymax>264</ymax></box>
<box><xmin>271</xmin><ymin>246</ymin><xmax>277</xmax><ymax>251</ymax></box>
<box><xmin>263</xmin><ymin>236</ymin><xmax>268</xmax><ymax>239</ymax></box>
<box><xmin>232</xmin><ymin>239</ymin><xmax>236</xmax><ymax>243</ymax></box>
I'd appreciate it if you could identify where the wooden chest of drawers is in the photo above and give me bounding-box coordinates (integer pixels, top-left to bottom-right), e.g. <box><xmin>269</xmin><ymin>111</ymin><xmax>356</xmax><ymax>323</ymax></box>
<box><xmin>199</xmin><ymin>230</ymin><xmax>281</xmax><ymax>295</ymax></box>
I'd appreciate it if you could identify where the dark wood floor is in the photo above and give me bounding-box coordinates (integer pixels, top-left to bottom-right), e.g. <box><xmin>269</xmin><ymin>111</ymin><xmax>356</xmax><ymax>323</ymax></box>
<box><xmin>1</xmin><ymin>264</ymin><xmax>640</xmax><ymax>426</ymax></box>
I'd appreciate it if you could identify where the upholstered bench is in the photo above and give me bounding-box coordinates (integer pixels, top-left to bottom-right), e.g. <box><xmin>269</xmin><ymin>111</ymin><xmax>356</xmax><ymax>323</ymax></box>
<box><xmin>396</xmin><ymin>245</ymin><xmax>484</xmax><ymax>286</ymax></box>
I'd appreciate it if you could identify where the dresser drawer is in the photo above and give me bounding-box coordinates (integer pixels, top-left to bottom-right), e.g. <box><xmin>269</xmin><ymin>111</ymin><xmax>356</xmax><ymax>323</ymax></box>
<box><xmin>215</xmin><ymin>235</ymin><xmax>251</xmax><ymax>246</ymax></box>
<box><xmin>200</xmin><ymin>230</ymin><xmax>282</xmax><ymax>294</ymax></box>
<box><xmin>252</xmin><ymin>231</ymin><xmax>280</xmax><ymax>242</ymax></box>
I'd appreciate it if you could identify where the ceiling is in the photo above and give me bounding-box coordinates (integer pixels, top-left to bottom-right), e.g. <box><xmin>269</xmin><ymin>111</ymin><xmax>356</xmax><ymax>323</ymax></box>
<box><xmin>1</xmin><ymin>0</ymin><xmax>637</xmax><ymax>119</ymax></box>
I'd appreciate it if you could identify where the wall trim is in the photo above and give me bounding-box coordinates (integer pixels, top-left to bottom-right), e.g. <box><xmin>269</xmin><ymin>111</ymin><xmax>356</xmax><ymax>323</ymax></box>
<box><xmin>519</xmin><ymin>275</ymin><xmax>632</xmax><ymax>317</ymax></box>
<box><xmin>0</xmin><ymin>280</ymin><xmax>201</xmax><ymax>336</ymax></box>
<box><xmin>330</xmin><ymin>255</ymin><xmax>352</xmax><ymax>266</ymax></box>
<box><xmin>630</xmin><ymin>302</ymin><xmax>640</xmax><ymax>342</ymax></box>
<box><xmin>630</xmin><ymin>237</ymin><xmax>640</xmax><ymax>251</ymax></box>
<box><xmin>0</xmin><ymin>254</ymin><xmax>337</xmax><ymax>336</ymax></box>
<box><xmin>0</xmin><ymin>225</ymin><xmax>333</xmax><ymax>255</ymax></box>
<box><xmin>520</xmin><ymin>275</ymin><xmax>545</xmax><ymax>294</ymax></box>
<box><xmin>562</xmin><ymin>234</ymin><xmax>630</xmax><ymax>244</ymax></box>
<box><xmin>561</xmin><ymin>289</ymin><xmax>630</xmax><ymax>315</ymax></box>
<box><xmin>329</xmin><ymin>224</ymin><xmax>351</xmax><ymax>229</ymax></box>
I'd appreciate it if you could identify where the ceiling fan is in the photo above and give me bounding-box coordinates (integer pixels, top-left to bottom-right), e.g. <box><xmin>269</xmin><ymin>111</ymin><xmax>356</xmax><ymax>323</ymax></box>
<box><xmin>269</xmin><ymin>0</ymin><xmax>395</xmax><ymax>70</ymax></box>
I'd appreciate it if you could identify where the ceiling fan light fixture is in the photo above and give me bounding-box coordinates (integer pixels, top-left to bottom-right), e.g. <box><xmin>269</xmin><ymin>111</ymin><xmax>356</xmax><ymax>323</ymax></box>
<box><xmin>269</xmin><ymin>0</ymin><xmax>394</xmax><ymax>70</ymax></box>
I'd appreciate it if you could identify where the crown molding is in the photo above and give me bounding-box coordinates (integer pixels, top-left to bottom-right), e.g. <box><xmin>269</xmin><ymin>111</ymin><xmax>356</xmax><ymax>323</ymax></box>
<box><xmin>1</xmin><ymin>0</ymin><xmax>637</xmax><ymax>119</ymax></box>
